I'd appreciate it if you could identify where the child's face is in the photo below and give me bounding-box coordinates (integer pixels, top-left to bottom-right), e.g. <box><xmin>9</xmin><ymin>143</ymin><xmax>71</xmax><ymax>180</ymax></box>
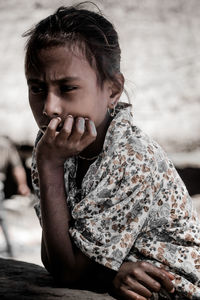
<box><xmin>26</xmin><ymin>45</ymin><xmax>112</xmax><ymax>133</ymax></box>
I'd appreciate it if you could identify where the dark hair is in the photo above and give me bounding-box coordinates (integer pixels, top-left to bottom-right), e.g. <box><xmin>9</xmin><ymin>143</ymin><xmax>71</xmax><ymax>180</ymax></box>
<box><xmin>23</xmin><ymin>2</ymin><xmax>121</xmax><ymax>88</ymax></box>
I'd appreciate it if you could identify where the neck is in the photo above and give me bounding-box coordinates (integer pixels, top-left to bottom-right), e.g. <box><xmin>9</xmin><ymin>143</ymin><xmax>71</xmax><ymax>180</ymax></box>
<box><xmin>80</xmin><ymin>112</ymin><xmax>112</xmax><ymax>159</ymax></box>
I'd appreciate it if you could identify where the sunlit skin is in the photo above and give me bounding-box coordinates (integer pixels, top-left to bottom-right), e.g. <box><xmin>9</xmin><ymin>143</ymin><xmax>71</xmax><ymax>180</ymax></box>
<box><xmin>27</xmin><ymin>46</ymin><xmax>116</xmax><ymax>165</ymax></box>
<box><xmin>26</xmin><ymin>45</ymin><xmax>174</xmax><ymax>299</ymax></box>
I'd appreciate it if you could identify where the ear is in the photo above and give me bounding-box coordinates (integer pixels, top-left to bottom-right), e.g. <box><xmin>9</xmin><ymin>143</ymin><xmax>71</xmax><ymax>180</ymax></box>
<box><xmin>108</xmin><ymin>73</ymin><xmax>124</xmax><ymax>108</ymax></box>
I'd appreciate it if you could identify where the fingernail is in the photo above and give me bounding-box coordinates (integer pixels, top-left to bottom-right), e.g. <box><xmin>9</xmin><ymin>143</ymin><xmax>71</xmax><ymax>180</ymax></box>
<box><xmin>89</xmin><ymin>120</ymin><xmax>97</xmax><ymax>135</ymax></box>
<box><xmin>51</xmin><ymin>118</ymin><xmax>59</xmax><ymax>124</ymax></box>
<box><xmin>78</xmin><ymin>118</ymin><xmax>85</xmax><ymax>131</ymax></box>
<box><xmin>65</xmin><ymin>115</ymin><xmax>73</xmax><ymax>130</ymax></box>
<box><xmin>66</xmin><ymin>115</ymin><xmax>73</xmax><ymax>124</ymax></box>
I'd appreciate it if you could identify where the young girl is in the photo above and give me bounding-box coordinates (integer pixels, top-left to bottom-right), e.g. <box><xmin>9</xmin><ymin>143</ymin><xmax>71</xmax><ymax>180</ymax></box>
<box><xmin>24</xmin><ymin>3</ymin><xmax>200</xmax><ymax>299</ymax></box>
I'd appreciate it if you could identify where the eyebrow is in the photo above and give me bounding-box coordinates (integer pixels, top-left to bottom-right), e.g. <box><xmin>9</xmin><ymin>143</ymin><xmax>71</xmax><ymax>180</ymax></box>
<box><xmin>27</xmin><ymin>76</ymin><xmax>81</xmax><ymax>84</ymax></box>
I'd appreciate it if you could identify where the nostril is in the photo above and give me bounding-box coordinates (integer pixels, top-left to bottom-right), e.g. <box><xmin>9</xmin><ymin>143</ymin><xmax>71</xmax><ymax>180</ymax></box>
<box><xmin>42</xmin><ymin>110</ymin><xmax>60</xmax><ymax>117</ymax></box>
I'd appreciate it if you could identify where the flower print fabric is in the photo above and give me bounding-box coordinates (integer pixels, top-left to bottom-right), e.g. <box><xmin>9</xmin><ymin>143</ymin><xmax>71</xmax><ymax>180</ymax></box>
<box><xmin>32</xmin><ymin>103</ymin><xmax>200</xmax><ymax>299</ymax></box>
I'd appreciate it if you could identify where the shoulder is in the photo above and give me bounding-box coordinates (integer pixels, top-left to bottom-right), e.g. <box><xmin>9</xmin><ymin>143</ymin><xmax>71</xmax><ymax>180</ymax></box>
<box><xmin>104</xmin><ymin>104</ymin><xmax>177</xmax><ymax>178</ymax></box>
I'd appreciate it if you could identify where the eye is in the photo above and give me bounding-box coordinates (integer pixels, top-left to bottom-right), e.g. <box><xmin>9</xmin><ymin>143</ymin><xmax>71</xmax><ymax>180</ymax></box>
<box><xmin>60</xmin><ymin>85</ymin><xmax>77</xmax><ymax>93</ymax></box>
<box><xmin>29</xmin><ymin>85</ymin><xmax>46</xmax><ymax>95</ymax></box>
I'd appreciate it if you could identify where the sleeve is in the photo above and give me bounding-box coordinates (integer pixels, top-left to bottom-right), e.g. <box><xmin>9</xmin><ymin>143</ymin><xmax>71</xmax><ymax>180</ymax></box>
<box><xmin>124</xmin><ymin>156</ymin><xmax>200</xmax><ymax>297</ymax></box>
<box><xmin>31</xmin><ymin>132</ymin><xmax>43</xmax><ymax>226</ymax></box>
<box><xmin>69</xmin><ymin>153</ymin><xmax>156</xmax><ymax>271</ymax></box>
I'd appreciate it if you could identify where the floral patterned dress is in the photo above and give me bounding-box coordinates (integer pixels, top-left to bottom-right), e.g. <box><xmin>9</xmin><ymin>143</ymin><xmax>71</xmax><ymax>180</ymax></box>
<box><xmin>32</xmin><ymin>103</ymin><xmax>200</xmax><ymax>299</ymax></box>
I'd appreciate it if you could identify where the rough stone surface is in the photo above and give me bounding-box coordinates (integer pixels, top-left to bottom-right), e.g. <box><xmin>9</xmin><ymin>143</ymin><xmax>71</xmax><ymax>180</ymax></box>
<box><xmin>0</xmin><ymin>258</ymin><xmax>115</xmax><ymax>300</ymax></box>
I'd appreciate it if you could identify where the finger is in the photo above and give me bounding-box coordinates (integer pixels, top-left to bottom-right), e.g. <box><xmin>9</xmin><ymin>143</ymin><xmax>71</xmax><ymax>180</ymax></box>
<box><xmin>124</xmin><ymin>276</ymin><xmax>152</xmax><ymax>298</ymax></box>
<box><xmin>80</xmin><ymin>119</ymin><xmax>97</xmax><ymax>146</ymax></box>
<box><xmin>87</xmin><ymin>119</ymin><xmax>97</xmax><ymax>137</ymax></box>
<box><xmin>45</xmin><ymin>117</ymin><xmax>62</xmax><ymax>139</ymax></box>
<box><xmin>133</xmin><ymin>272</ymin><xmax>161</xmax><ymax>293</ymax></box>
<box><xmin>161</xmin><ymin>269</ymin><xmax>175</xmax><ymax>281</ymax></box>
<box><xmin>146</xmin><ymin>266</ymin><xmax>174</xmax><ymax>293</ymax></box>
<box><xmin>57</xmin><ymin>115</ymin><xmax>74</xmax><ymax>139</ymax></box>
<box><xmin>156</xmin><ymin>270</ymin><xmax>175</xmax><ymax>293</ymax></box>
<box><xmin>120</xmin><ymin>285</ymin><xmax>148</xmax><ymax>300</ymax></box>
<box><xmin>68</xmin><ymin>117</ymin><xmax>85</xmax><ymax>143</ymax></box>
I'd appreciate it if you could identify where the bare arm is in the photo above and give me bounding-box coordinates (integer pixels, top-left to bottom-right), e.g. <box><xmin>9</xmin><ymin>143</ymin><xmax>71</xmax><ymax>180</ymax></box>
<box><xmin>36</xmin><ymin>116</ymin><xmax>97</xmax><ymax>285</ymax></box>
<box><xmin>38</xmin><ymin>160</ymin><xmax>93</xmax><ymax>284</ymax></box>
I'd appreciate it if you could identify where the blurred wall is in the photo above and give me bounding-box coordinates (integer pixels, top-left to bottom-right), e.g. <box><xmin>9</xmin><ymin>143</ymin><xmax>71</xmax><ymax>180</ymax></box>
<box><xmin>0</xmin><ymin>0</ymin><xmax>200</xmax><ymax>161</ymax></box>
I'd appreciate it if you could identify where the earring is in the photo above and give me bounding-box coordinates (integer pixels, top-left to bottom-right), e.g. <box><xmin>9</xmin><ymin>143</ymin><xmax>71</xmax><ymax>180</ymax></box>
<box><xmin>109</xmin><ymin>101</ymin><xmax>116</xmax><ymax>117</ymax></box>
<box><xmin>110</xmin><ymin>106</ymin><xmax>116</xmax><ymax>117</ymax></box>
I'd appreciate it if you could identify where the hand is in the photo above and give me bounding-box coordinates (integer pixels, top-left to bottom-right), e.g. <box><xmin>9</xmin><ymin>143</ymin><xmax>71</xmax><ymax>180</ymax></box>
<box><xmin>112</xmin><ymin>261</ymin><xmax>175</xmax><ymax>300</ymax></box>
<box><xmin>36</xmin><ymin>116</ymin><xmax>97</xmax><ymax>167</ymax></box>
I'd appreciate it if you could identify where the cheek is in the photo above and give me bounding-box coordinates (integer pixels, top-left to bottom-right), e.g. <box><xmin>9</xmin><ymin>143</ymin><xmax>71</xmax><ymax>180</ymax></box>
<box><xmin>93</xmin><ymin>105</ymin><xmax>108</xmax><ymax>127</ymax></box>
<box><xmin>29</xmin><ymin>98</ymin><xmax>43</xmax><ymax>121</ymax></box>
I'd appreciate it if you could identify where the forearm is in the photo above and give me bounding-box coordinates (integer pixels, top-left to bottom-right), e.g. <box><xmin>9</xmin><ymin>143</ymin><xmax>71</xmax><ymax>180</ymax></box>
<box><xmin>35</xmin><ymin>116</ymin><xmax>98</xmax><ymax>284</ymax></box>
<box><xmin>38</xmin><ymin>163</ymin><xmax>91</xmax><ymax>284</ymax></box>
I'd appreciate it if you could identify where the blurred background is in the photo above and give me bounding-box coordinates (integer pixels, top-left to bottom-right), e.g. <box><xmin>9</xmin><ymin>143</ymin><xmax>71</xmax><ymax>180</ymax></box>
<box><xmin>0</xmin><ymin>0</ymin><xmax>200</xmax><ymax>266</ymax></box>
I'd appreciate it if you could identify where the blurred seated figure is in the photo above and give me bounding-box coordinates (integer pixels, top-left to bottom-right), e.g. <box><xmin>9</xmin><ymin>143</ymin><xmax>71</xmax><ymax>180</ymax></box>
<box><xmin>0</xmin><ymin>136</ymin><xmax>30</xmax><ymax>256</ymax></box>
<box><xmin>0</xmin><ymin>136</ymin><xmax>30</xmax><ymax>197</ymax></box>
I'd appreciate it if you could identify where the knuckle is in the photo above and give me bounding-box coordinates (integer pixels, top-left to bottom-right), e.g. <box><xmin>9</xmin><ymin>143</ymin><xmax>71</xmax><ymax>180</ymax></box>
<box><xmin>135</xmin><ymin>295</ymin><xmax>144</xmax><ymax>300</ymax></box>
<box><xmin>119</xmin><ymin>285</ymin><xmax>126</xmax><ymax>293</ymax></box>
<box><xmin>140</xmin><ymin>261</ymin><xmax>148</xmax><ymax>268</ymax></box>
<box><xmin>42</xmin><ymin>137</ymin><xmax>52</xmax><ymax>145</ymax></box>
<box><xmin>55</xmin><ymin>140</ymin><xmax>63</xmax><ymax>148</ymax></box>
<box><xmin>153</xmin><ymin>281</ymin><xmax>161</xmax><ymax>292</ymax></box>
<box><xmin>76</xmin><ymin>144</ymin><xmax>83</xmax><ymax>153</ymax></box>
<box><xmin>147</xmin><ymin>291</ymin><xmax>152</xmax><ymax>298</ymax></box>
<box><xmin>62</xmin><ymin>127</ymin><xmax>71</xmax><ymax>135</ymax></box>
<box><xmin>160</xmin><ymin>272</ymin><xmax>167</xmax><ymax>280</ymax></box>
<box><xmin>67</xmin><ymin>143</ymin><xmax>74</xmax><ymax>151</ymax></box>
<box><xmin>132</xmin><ymin>268</ymin><xmax>140</xmax><ymax>278</ymax></box>
<box><xmin>46</xmin><ymin>126</ymin><xmax>54</xmax><ymax>133</ymax></box>
<box><xmin>77</xmin><ymin>128</ymin><xmax>84</xmax><ymax>135</ymax></box>
<box><xmin>123</xmin><ymin>275</ymin><xmax>131</xmax><ymax>285</ymax></box>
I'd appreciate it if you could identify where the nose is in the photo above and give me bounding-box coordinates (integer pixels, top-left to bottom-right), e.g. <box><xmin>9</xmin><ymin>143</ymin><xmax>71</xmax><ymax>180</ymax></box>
<box><xmin>43</xmin><ymin>91</ymin><xmax>62</xmax><ymax>118</ymax></box>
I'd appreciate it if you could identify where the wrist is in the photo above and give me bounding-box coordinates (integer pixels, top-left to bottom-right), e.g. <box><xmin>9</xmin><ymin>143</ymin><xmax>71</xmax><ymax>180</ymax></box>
<box><xmin>36</xmin><ymin>159</ymin><xmax>64</xmax><ymax>183</ymax></box>
<box><xmin>36</xmin><ymin>146</ymin><xmax>67</xmax><ymax>170</ymax></box>
<box><xmin>36</xmin><ymin>154</ymin><xmax>65</xmax><ymax>171</ymax></box>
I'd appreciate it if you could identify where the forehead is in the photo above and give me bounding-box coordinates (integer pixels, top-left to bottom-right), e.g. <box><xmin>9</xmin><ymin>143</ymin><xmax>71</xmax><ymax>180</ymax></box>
<box><xmin>26</xmin><ymin>45</ymin><xmax>97</xmax><ymax>81</ymax></box>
